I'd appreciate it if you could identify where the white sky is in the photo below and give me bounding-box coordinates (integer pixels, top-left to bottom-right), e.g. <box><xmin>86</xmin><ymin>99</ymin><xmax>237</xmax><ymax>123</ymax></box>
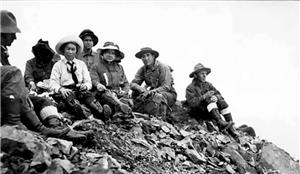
<box><xmin>2</xmin><ymin>1</ymin><xmax>299</xmax><ymax>159</ymax></box>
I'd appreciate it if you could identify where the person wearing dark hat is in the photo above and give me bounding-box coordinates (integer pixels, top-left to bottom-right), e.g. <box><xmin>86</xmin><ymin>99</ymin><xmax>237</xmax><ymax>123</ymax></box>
<box><xmin>23</xmin><ymin>39</ymin><xmax>65</xmax><ymax>128</ymax></box>
<box><xmin>0</xmin><ymin>10</ymin><xmax>87</xmax><ymax>141</ymax></box>
<box><xmin>185</xmin><ymin>63</ymin><xmax>239</xmax><ymax>139</ymax></box>
<box><xmin>130</xmin><ymin>47</ymin><xmax>177</xmax><ymax>118</ymax></box>
<box><xmin>90</xmin><ymin>41</ymin><xmax>132</xmax><ymax>118</ymax></box>
<box><xmin>78</xmin><ymin>29</ymin><xmax>100</xmax><ymax>71</ymax></box>
<box><xmin>24</xmin><ymin>39</ymin><xmax>60</xmax><ymax>92</ymax></box>
<box><xmin>50</xmin><ymin>35</ymin><xmax>111</xmax><ymax>120</ymax></box>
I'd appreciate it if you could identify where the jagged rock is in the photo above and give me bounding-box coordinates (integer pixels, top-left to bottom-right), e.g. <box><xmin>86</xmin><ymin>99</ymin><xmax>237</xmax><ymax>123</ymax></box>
<box><xmin>223</xmin><ymin>144</ymin><xmax>257</xmax><ymax>174</ymax></box>
<box><xmin>47</xmin><ymin>138</ymin><xmax>74</xmax><ymax>155</ymax></box>
<box><xmin>1</xmin><ymin>126</ymin><xmax>52</xmax><ymax>173</ymax></box>
<box><xmin>185</xmin><ymin>149</ymin><xmax>206</xmax><ymax>164</ymax></box>
<box><xmin>1</xmin><ymin>103</ymin><xmax>298</xmax><ymax>173</ymax></box>
<box><xmin>258</xmin><ymin>142</ymin><xmax>300</xmax><ymax>174</ymax></box>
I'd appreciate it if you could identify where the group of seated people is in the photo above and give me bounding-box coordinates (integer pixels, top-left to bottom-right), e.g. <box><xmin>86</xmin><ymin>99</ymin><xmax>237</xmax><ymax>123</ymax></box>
<box><xmin>1</xmin><ymin>10</ymin><xmax>239</xmax><ymax>142</ymax></box>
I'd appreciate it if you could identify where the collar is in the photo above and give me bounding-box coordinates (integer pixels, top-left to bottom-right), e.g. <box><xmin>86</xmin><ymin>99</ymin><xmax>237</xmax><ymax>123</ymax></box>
<box><xmin>82</xmin><ymin>49</ymin><xmax>96</xmax><ymax>57</ymax></box>
<box><xmin>62</xmin><ymin>57</ymin><xmax>77</xmax><ymax>64</ymax></box>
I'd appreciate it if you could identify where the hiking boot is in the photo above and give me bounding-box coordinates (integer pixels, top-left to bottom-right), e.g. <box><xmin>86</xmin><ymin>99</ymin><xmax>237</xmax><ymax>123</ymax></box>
<box><xmin>61</xmin><ymin>129</ymin><xmax>87</xmax><ymax>141</ymax></box>
<box><xmin>210</xmin><ymin>109</ymin><xmax>232</xmax><ymax>131</ymax></box>
<box><xmin>119</xmin><ymin>103</ymin><xmax>132</xmax><ymax>114</ymax></box>
<box><xmin>223</xmin><ymin>113</ymin><xmax>233</xmax><ymax>122</ymax></box>
<box><xmin>87</xmin><ymin>99</ymin><xmax>103</xmax><ymax>115</ymax></box>
<box><xmin>44</xmin><ymin>116</ymin><xmax>62</xmax><ymax>128</ymax></box>
<box><xmin>103</xmin><ymin>104</ymin><xmax>112</xmax><ymax>118</ymax></box>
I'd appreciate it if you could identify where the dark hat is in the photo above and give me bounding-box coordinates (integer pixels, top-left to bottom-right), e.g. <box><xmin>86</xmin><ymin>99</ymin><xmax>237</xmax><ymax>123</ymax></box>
<box><xmin>189</xmin><ymin>63</ymin><xmax>211</xmax><ymax>78</ymax></box>
<box><xmin>100</xmin><ymin>41</ymin><xmax>124</xmax><ymax>59</ymax></box>
<box><xmin>135</xmin><ymin>47</ymin><xmax>159</xmax><ymax>59</ymax></box>
<box><xmin>32</xmin><ymin>39</ymin><xmax>55</xmax><ymax>58</ymax></box>
<box><xmin>1</xmin><ymin>10</ymin><xmax>21</xmax><ymax>33</ymax></box>
<box><xmin>79</xmin><ymin>29</ymin><xmax>99</xmax><ymax>46</ymax></box>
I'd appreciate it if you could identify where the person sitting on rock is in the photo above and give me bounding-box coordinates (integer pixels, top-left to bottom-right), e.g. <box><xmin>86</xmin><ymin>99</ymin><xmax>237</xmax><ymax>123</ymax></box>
<box><xmin>0</xmin><ymin>10</ymin><xmax>87</xmax><ymax>141</ymax></box>
<box><xmin>90</xmin><ymin>42</ymin><xmax>132</xmax><ymax>118</ymax></box>
<box><xmin>50</xmin><ymin>35</ymin><xmax>111</xmax><ymax>120</ymax></box>
<box><xmin>78</xmin><ymin>29</ymin><xmax>100</xmax><ymax>71</ymax></box>
<box><xmin>130</xmin><ymin>47</ymin><xmax>177</xmax><ymax>118</ymax></box>
<box><xmin>185</xmin><ymin>63</ymin><xmax>238</xmax><ymax>139</ymax></box>
<box><xmin>24</xmin><ymin>39</ymin><xmax>65</xmax><ymax>128</ymax></box>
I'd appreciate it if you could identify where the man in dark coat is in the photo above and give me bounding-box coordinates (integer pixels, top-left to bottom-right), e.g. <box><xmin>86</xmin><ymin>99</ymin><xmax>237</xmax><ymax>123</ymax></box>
<box><xmin>185</xmin><ymin>63</ymin><xmax>238</xmax><ymax>139</ymax></box>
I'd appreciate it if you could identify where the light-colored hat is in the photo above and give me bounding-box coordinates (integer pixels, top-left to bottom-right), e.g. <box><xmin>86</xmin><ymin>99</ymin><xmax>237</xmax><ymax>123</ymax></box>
<box><xmin>189</xmin><ymin>63</ymin><xmax>211</xmax><ymax>78</ymax></box>
<box><xmin>1</xmin><ymin>10</ymin><xmax>21</xmax><ymax>33</ymax></box>
<box><xmin>135</xmin><ymin>47</ymin><xmax>159</xmax><ymax>59</ymax></box>
<box><xmin>55</xmin><ymin>35</ymin><xmax>83</xmax><ymax>55</ymax></box>
<box><xmin>79</xmin><ymin>29</ymin><xmax>99</xmax><ymax>46</ymax></box>
<box><xmin>100</xmin><ymin>41</ymin><xmax>124</xmax><ymax>59</ymax></box>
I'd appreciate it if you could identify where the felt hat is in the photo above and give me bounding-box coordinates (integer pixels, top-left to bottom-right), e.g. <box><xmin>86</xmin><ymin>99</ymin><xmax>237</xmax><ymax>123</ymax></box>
<box><xmin>79</xmin><ymin>29</ymin><xmax>99</xmax><ymax>46</ymax></box>
<box><xmin>189</xmin><ymin>63</ymin><xmax>211</xmax><ymax>78</ymax></box>
<box><xmin>1</xmin><ymin>10</ymin><xmax>21</xmax><ymax>33</ymax></box>
<box><xmin>100</xmin><ymin>41</ymin><xmax>124</xmax><ymax>59</ymax></box>
<box><xmin>135</xmin><ymin>47</ymin><xmax>159</xmax><ymax>59</ymax></box>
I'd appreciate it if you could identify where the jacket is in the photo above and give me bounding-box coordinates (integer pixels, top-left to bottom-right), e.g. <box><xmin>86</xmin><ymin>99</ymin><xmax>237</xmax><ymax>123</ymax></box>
<box><xmin>90</xmin><ymin>57</ymin><xmax>129</xmax><ymax>93</ymax></box>
<box><xmin>131</xmin><ymin>60</ymin><xmax>176</xmax><ymax>94</ymax></box>
<box><xmin>186</xmin><ymin>79</ymin><xmax>223</xmax><ymax>108</ymax></box>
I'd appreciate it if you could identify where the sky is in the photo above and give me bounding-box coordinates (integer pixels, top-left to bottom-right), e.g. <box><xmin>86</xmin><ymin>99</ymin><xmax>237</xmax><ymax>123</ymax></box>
<box><xmin>2</xmin><ymin>1</ymin><xmax>299</xmax><ymax>159</ymax></box>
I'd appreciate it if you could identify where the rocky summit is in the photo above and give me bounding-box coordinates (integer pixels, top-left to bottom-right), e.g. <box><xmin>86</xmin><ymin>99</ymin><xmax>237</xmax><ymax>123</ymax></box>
<box><xmin>1</xmin><ymin>102</ymin><xmax>299</xmax><ymax>174</ymax></box>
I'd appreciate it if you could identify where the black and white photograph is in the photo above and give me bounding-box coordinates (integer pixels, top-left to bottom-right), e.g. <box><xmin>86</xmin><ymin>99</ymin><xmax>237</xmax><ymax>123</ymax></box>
<box><xmin>1</xmin><ymin>0</ymin><xmax>299</xmax><ymax>173</ymax></box>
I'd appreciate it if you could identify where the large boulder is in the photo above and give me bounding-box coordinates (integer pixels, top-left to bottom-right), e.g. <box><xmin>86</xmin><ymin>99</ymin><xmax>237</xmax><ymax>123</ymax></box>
<box><xmin>258</xmin><ymin>142</ymin><xmax>300</xmax><ymax>174</ymax></box>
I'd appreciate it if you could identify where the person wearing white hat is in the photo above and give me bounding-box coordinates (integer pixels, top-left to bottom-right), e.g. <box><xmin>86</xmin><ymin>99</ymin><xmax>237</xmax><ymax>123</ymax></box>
<box><xmin>130</xmin><ymin>47</ymin><xmax>177</xmax><ymax>118</ymax></box>
<box><xmin>1</xmin><ymin>10</ymin><xmax>87</xmax><ymax>141</ymax></box>
<box><xmin>50</xmin><ymin>35</ymin><xmax>111</xmax><ymax>120</ymax></box>
<box><xmin>90</xmin><ymin>41</ymin><xmax>132</xmax><ymax>117</ymax></box>
<box><xmin>185</xmin><ymin>63</ymin><xmax>239</xmax><ymax>139</ymax></box>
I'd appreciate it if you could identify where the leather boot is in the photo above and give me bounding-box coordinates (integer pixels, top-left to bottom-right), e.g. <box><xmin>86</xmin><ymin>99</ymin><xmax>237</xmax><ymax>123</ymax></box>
<box><xmin>44</xmin><ymin>115</ymin><xmax>62</xmax><ymax>128</ymax></box>
<box><xmin>21</xmin><ymin>110</ymin><xmax>86</xmax><ymax>141</ymax></box>
<box><xmin>227</xmin><ymin>125</ymin><xmax>240</xmax><ymax>142</ymax></box>
<box><xmin>210</xmin><ymin>109</ymin><xmax>233</xmax><ymax>131</ymax></box>
<box><xmin>103</xmin><ymin>104</ymin><xmax>112</xmax><ymax>119</ymax></box>
<box><xmin>87</xmin><ymin>99</ymin><xmax>103</xmax><ymax>115</ymax></box>
<box><xmin>68</xmin><ymin>98</ymin><xmax>91</xmax><ymax>119</ymax></box>
<box><xmin>223</xmin><ymin>113</ymin><xmax>233</xmax><ymax>122</ymax></box>
<box><xmin>103</xmin><ymin>91</ymin><xmax>131</xmax><ymax>114</ymax></box>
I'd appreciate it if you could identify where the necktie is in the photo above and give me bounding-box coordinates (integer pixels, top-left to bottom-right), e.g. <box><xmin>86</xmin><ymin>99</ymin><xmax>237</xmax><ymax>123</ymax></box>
<box><xmin>67</xmin><ymin>61</ymin><xmax>78</xmax><ymax>84</ymax></box>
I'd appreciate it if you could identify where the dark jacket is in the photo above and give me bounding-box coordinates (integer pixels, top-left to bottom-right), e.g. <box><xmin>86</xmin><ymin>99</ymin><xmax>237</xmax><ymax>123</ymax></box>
<box><xmin>24</xmin><ymin>58</ymin><xmax>57</xmax><ymax>86</ymax></box>
<box><xmin>186</xmin><ymin>79</ymin><xmax>223</xmax><ymax>108</ymax></box>
<box><xmin>90</xmin><ymin>57</ymin><xmax>129</xmax><ymax>93</ymax></box>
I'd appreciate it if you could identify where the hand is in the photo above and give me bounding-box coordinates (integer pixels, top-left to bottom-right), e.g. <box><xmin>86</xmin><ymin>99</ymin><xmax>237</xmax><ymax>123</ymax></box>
<box><xmin>141</xmin><ymin>90</ymin><xmax>151</xmax><ymax>99</ymax></box>
<box><xmin>203</xmin><ymin>90</ymin><xmax>215</xmax><ymax>99</ymax></box>
<box><xmin>29</xmin><ymin>81</ymin><xmax>37</xmax><ymax>91</ymax></box>
<box><xmin>210</xmin><ymin>95</ymin><xmax>218</xmax><ymax>102</ymax></box>
<box><xmin>97</xmin><ymin>83</ymin><xmax>107</xmax><ymax>92</ymax></box>
<box><xmin>59</xmin><ymin>87</ymin><xmax>72</xmax><ymax>98</ymax></box>
<box><xmin>78</xmin><ymin>84</ymin><xmax>87</xmax><ymax>91</ymax></box>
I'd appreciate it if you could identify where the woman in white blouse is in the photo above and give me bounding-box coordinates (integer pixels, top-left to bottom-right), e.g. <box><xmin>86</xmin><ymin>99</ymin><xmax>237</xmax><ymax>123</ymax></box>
<box><xmin>50</xmin><ymin>35</ymin><xmax>112</xmax><ymax>120</ymax></box>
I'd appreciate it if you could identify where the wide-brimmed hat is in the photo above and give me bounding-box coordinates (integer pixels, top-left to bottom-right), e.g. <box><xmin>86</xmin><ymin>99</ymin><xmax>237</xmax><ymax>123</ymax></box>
<box><xmin>32</xmin><ymin>39</ymin><xmax>55</xmax><ymax>58</ymax></box>
<box><xmin>100</xmin><ymin>41</ymin><xmax>124</xmax><ymax>59</ymax></box>
<box><xmin>79</xmin><ymin>29</ymin><xmax>99</xmax><ymax>46</ymax></box>
<box><xmin>135</xmin><ymin>47</ymin><xmax>159</xmax><ymax>59</ymax></box>
<box><xmin>55</xmin><ymin>35</ymin><xmax>83</xmax><ymax>55</ymax></box>
<box><xmin>1</xmin><ymin>10</ymin><xmax>21</xmax><ymax>33</ymax></box>
<box><xmin>189</xmin><ymin>63</ymin><xmax>211</xmax><ymax>78</ymax></box>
